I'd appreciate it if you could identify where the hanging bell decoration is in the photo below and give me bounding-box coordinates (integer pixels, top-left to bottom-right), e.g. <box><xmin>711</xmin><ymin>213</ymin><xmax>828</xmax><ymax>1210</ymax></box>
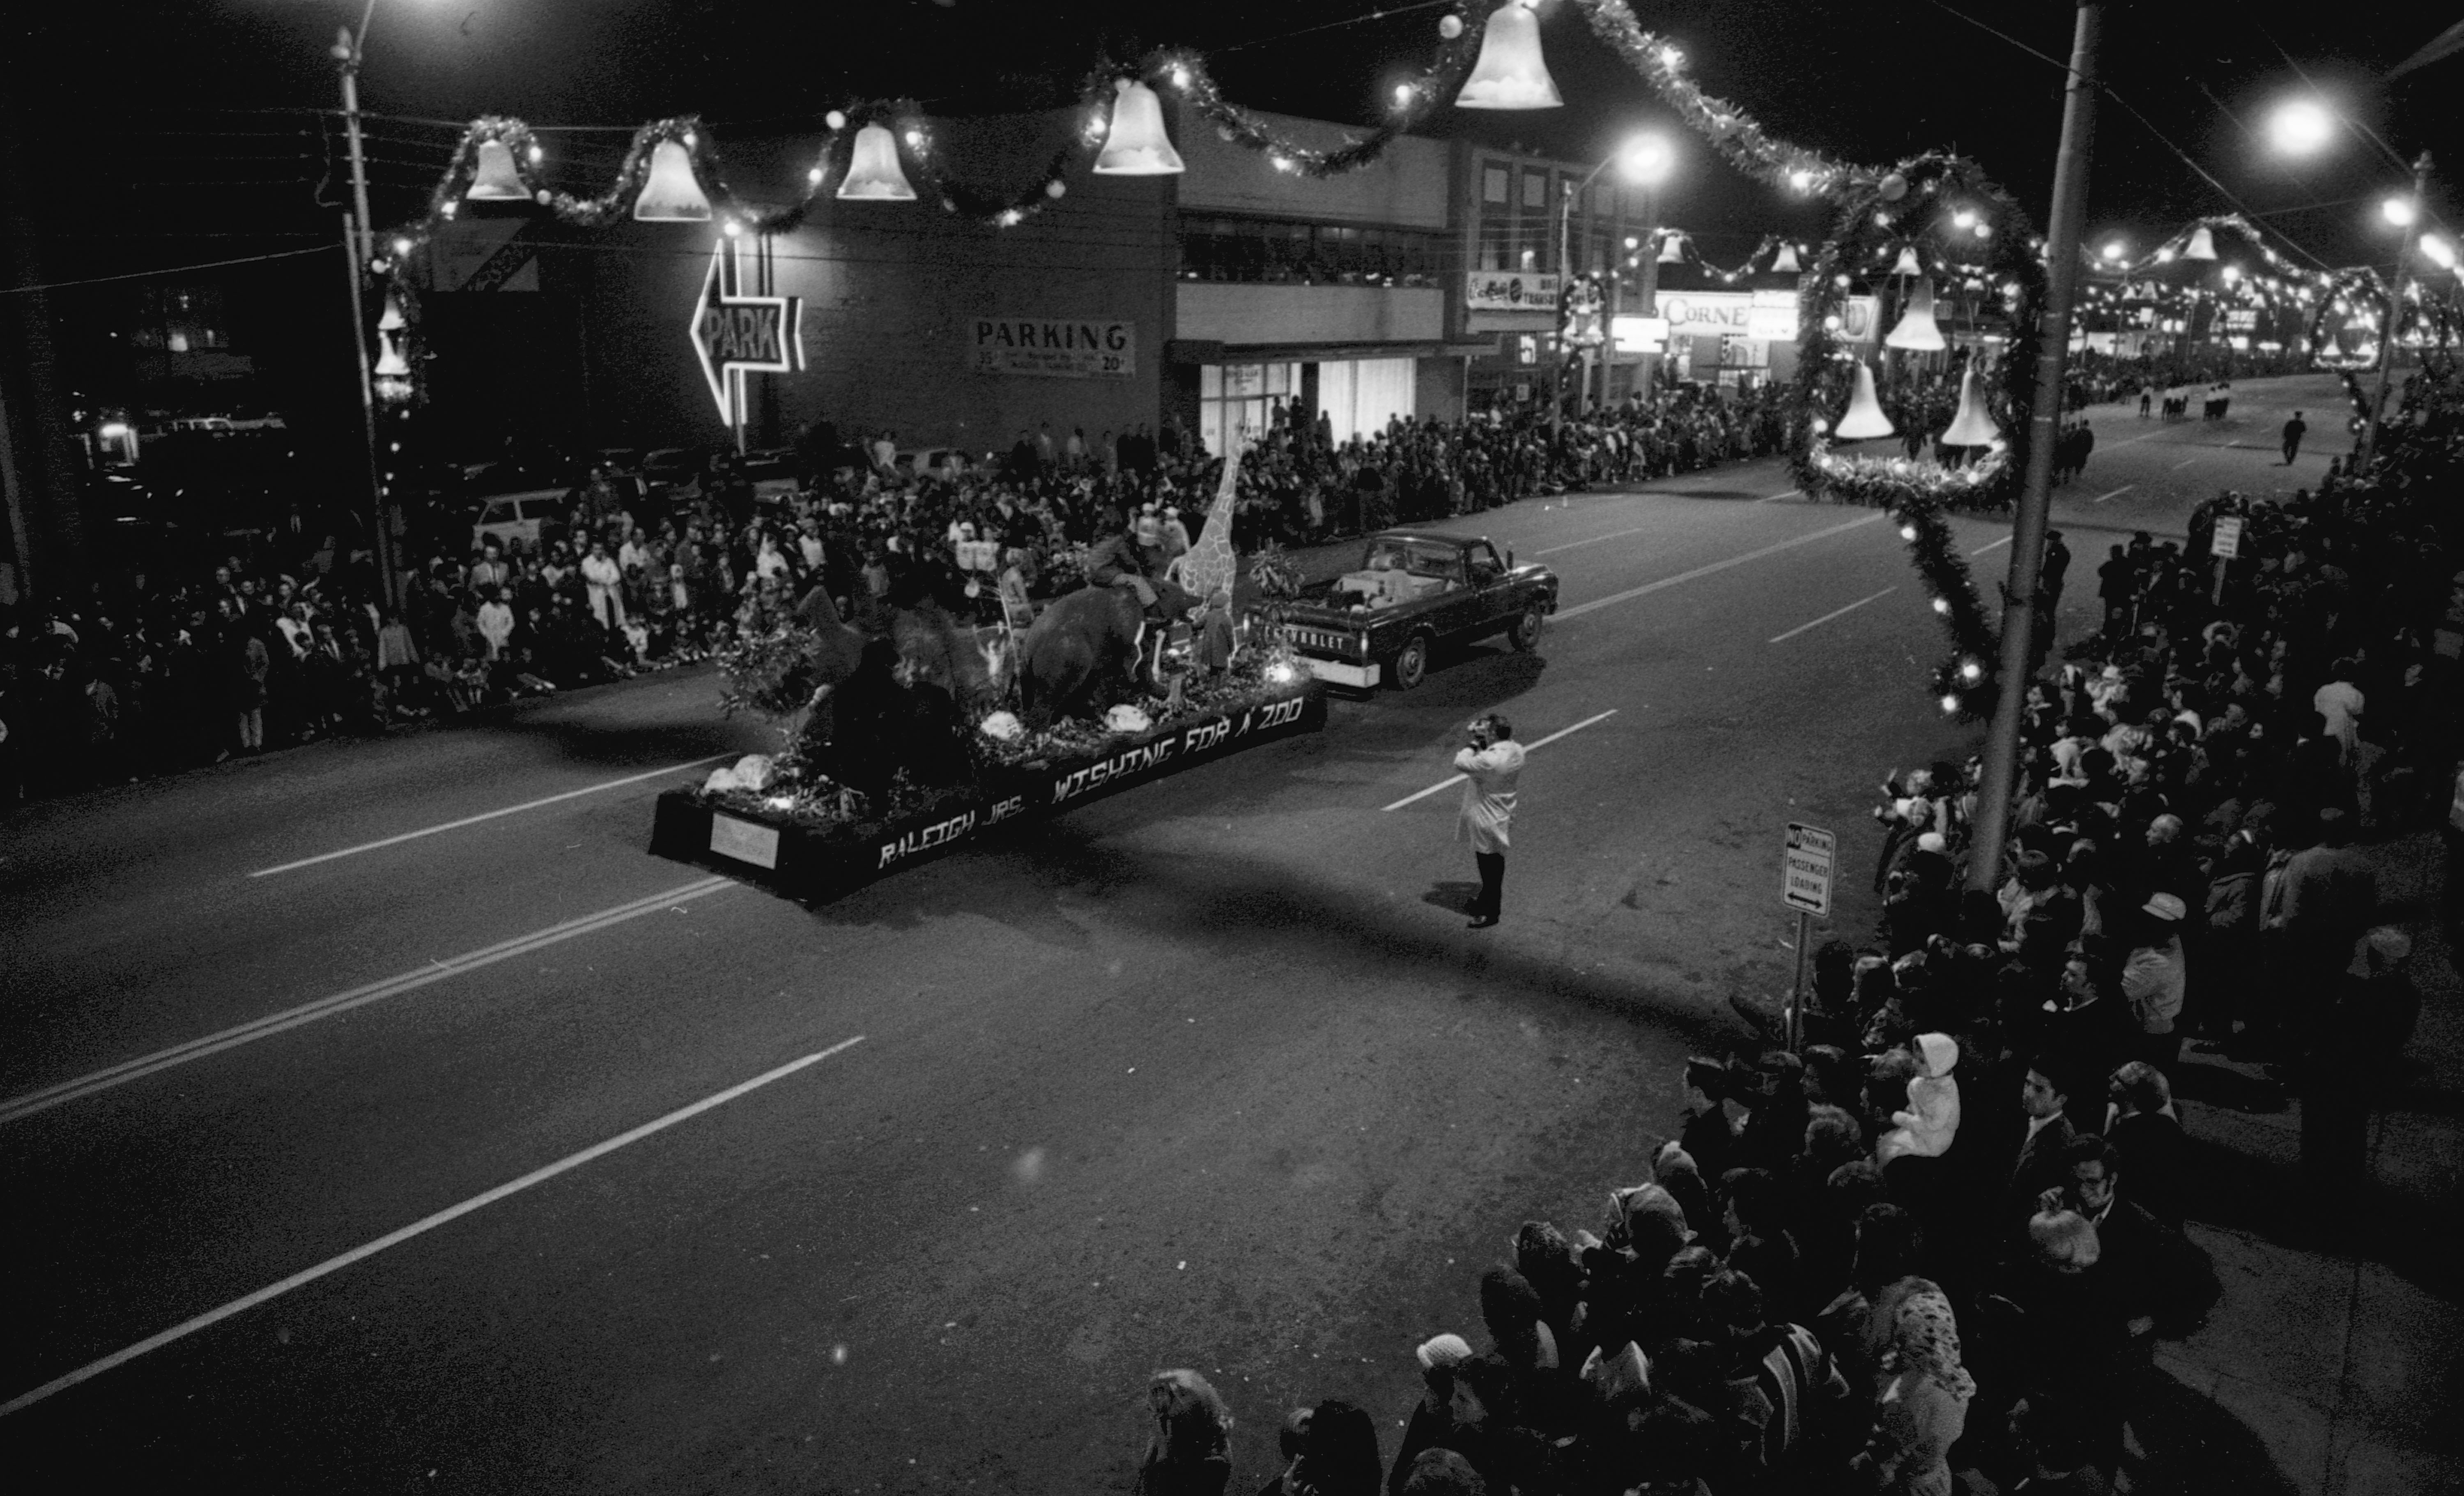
<box><xmin>1454</xmin><ymin>1</ymin><xmax>1562</xmax><ymax>110</ymax></box>
<box><xmin>1937</xmin><ymin>367</ymin><xmax>2002</xmax><ymax>446</ymax></box>
<box><xmin>377</xmin><ymin>295</ymin><xmax>406</xmax><ymax>332</ymax></box>
<box><xmin>1890</xmin><ymin>245</ymin><xmax>1923</xmax><ymax>277</ymax></box>
<box><xmin>1885</xmin><ymin>280</ymin><xmax>1946</xmax><ymax>351</ymax></box>
<box><xmin>1834</xmin><ymin>361</ymin><xmax>1895</xmax><ymax>440</ymax></box>
<box><xmin>1093</xmin><ymin>80</ymin><xmax>1186</xmax><ymax>175</ymax></box>
<box><xmin>1657</xmin><ymin>233</ymin><xmax>1686</xmax><ymax>265</ymax></box>
<box><xmin>463</xmin><ymin>139</ymin><xmax>530</xmax><ymax>201</ymax></box>
<box><xmin>2184</xmin><ymin>225</ymin><xmax>2218</xmax><ymax>260</ymax></box>
<box><xmin>1771</xmin><ymin>242</ymin><xmax>1801</xmax><ymax>274</ymax></box>
<box><xmin>373</xmin><ymin>329</ymin><xmax>410</xmax><ymax>378</ymax></box>
<box><xmin>837</xmin><ymin>124</ymin><xmax>919</xmax><ymax>200</ymax></box>
<box><xmin>634</xmin><ymin>139</ymin><xmax>714</xmax><ymax>220</ymax></box>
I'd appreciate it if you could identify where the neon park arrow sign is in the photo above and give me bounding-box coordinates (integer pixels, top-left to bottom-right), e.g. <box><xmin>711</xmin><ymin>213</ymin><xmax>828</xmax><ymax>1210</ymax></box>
<box><xmin>690</xmin><ymin>239</ymin><xmax>804</xmax><ymax>427</ymax></box>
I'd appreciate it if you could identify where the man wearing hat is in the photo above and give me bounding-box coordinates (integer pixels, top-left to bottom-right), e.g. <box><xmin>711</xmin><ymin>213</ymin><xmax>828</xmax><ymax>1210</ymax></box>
<box><xmin>2122</xmin><ymin>892</ymin><xmax>2189</xmax><ymax>1069</ymax></box>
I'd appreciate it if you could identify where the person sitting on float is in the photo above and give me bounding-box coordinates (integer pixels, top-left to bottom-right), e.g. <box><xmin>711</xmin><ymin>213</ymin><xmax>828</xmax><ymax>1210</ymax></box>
<box><xmin>1087</xmin><ymin>510</ymin><xmax>1165</xmax><ymax>614</ymax></box>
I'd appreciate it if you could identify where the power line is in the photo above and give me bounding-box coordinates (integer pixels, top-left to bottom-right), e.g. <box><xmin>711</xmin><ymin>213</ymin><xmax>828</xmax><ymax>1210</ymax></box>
<box><xmin>0</xmin><ymin>245</ymin><xmax>336</xmax><ymax>296</ymax></box>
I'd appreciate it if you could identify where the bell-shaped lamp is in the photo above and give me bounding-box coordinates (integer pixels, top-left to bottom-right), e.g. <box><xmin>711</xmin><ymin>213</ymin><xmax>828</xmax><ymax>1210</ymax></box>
<box><xmin>2184</xmin><ymin>225</ymin><xmax>2218</xmax><ymax>261</ymax></box>
<box><xmin>464</xmin><ymin>139</ymin><xmax>530</xmax><ymax>201</ymax></box>
<box><xmin>634</xmin><ymin>139</ymin><xmax>713</xmax><ymax>220</ymax></box>
<box><xmin>377</xmin><ymin>294</ymin><xmax>406</xmax><ymax>332</ymax></box>
<box><xmin>1093</xmin><ymin>80</ymin><xmax>1185</xmax><ymax>175</ymax></box>
<box><xmin>1455</xmin><ymin>1</ymin><xmax>1563</xmax><ymax>110</ymax></box>
<box><xmin>1891</xmin><ymin>245</ymin><xmax>1922</xmax><ymax>277</ymax></box>
<box><xmin>1834</xmin><ymin>361</ymin><xmax>1895</xmax><ymax>440</ymax></box>
<box><xmin>837</xmin><ymin>124</ymin><xmax>919</xmax><ymax>200</ymax></box>
<box><xmin>1771</xmin><ymin>242</ymin><xmax>1802</xmax><ymax>274</ymax></box>
<box><xmin>373</xmin><ymin>329</ymin><xmax>410</xmax><ymax>378</ymax></box>
<box><xmin>1657</xmin><ymin>233</ymin><xmax>1686</xmax><ymax>265</ymax></box>
<box><xmin>1938</xmin><ymin>368</ymin><xmax>2002</xmax><ymax>446</ymax></box>
<box><xmin>1885</xmin><ymin>280</ymin><xmax>1946</xmax><ymax>351</ymax></box>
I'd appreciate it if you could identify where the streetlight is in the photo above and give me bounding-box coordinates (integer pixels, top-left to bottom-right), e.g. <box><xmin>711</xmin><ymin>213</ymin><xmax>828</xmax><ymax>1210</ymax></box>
<box><xmin>1553</xmin><ymin>131</ymin><xmax>1676</xmax><ymax>443</ymax></box>
<box><xmin>2100</xmin><ymin>239</ymin><xmax>2126</xmax><ymax>262</ymax></box>
<box><xmin>2264</xmin><ymin>93</ymin><xmax>2433</xmax><ymax>470</ymax></box>
<box><xmin>2268</xmin><ymin>97</ymin><xmax>2335</xmax><ymax>157</ymax></box>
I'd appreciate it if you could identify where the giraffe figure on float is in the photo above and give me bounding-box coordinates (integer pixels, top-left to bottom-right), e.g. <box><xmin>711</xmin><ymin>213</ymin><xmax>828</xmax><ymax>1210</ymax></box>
<box><xmin>1166</xmin><ymin>446</ymin><xmax>1243</xmax><ymax>672</ymax></box>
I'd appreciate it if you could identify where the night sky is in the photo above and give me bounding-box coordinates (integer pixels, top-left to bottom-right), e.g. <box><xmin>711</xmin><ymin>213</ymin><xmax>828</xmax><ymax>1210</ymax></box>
<box><xmin>6</xmin><ymin>0</ymin><xmax>2454</xmax><ymax>281</ymax></box>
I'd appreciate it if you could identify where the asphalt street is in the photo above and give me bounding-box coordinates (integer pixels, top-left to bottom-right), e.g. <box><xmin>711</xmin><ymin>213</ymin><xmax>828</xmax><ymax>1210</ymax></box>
<box><xmin>0</xmin><ymin>374</ymin><xmax>2349</xmax><ymax>1492</ymax></box>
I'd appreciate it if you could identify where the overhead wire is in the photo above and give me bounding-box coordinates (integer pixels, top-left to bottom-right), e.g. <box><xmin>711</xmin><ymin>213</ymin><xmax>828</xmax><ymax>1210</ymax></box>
<box><xmin>1915</xmin><ymin>0</ymin><xmax>2337</xmax><ymax>272</ymax></box>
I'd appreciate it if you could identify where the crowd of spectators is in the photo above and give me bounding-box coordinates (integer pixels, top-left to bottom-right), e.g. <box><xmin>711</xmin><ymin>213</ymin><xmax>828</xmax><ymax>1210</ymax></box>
<box><xmin>0</xmin><ymin>382</ymin><xmax>1792</xmax><ymax>802</ymax></box>
<box><xmin>1129</xmin><ymin>373</ymin><xmax>2464</xmax><ymax>1496</ymax></box>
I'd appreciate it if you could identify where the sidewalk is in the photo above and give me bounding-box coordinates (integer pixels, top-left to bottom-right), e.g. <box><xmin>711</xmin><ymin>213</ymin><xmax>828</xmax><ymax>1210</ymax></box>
<box><xmin>2135</xmin><ymin>831</ymin><xmax>2463</xmax><ymax>1495</ymax></box>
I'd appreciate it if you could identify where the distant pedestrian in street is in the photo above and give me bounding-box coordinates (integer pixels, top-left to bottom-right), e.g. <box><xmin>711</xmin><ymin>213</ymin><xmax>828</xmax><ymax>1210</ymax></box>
<box><xmin>1456</xmin><ymin>713</ymin><xmax>1525</xmax><ymax>928</ymax></box>
<box><xmin>2281</xmin><ymin>410</ymin><xmax>2307</xmax><ymax>465</ymax></box>
<box><xmin>2138</xmin><ymin>387</ymin><xmax>2153</xmax><ymax>418</ymax></box>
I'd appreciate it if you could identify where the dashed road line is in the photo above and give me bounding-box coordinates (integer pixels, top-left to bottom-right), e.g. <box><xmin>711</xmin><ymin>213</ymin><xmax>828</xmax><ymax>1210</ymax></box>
<box><xmin>0</xmin><ymin>1036</ymin><xmax>867</xmax><ymax>1417</ymax></box>
<box><xmin>1768</xmin><ymin>587</ymin><xmax>1897</xmax><ymax>644</ymax></box>
<box><xmin>0</xmin><ymin>876</ymin><xmax>739</xmax><ymax>1126</ymax></box>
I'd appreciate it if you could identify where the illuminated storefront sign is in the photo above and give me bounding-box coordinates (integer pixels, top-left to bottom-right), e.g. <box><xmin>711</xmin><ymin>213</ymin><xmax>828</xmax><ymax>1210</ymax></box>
<box><xmin>1652</xmin><ymin>290</ymin><xmax>1881</xmax><ymax>343</ymax></box>
<box><xmin>690</xmin><ymin>239</ymin><xmax>804</xmax><ymax>426</ymax></box>
<box><xmin>1464</xmin><ymin>271</ymin><xmax>1562</xmax><ymax>312</ymax></box>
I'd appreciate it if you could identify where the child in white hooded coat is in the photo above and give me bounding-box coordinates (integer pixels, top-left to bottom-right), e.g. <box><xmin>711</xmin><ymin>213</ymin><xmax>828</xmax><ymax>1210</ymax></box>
<box><xmin>1877</xmin><ymin>1032</ymin><xmax>1962</xmax><ymax>1165</ymax></box>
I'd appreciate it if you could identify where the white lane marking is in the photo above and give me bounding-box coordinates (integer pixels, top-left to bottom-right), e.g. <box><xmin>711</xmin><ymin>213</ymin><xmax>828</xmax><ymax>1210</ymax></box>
<box><xmin>249</xmin><ymin>755</ymin><xmax>736</xmax><ymax>877</ymax></box>
<box><xmin>1382</xmin><ymin>710</ymin><xmax>1618</xmax><ymax>812</ymax></box>
<box><xmin>0</xmin><ymin>1036</ymin><xmax>866</xmax><ymax>1417</ymax></box>
<box><xmin>1535</xmin><ymin>525</ymin><xmax>1656</xmax><ymax>556</ymax></box>
<box><xmin>0</xmin><ymin>876</ymin><xmax>737</xmax><ymax>1126</ymax></box>
<box><xmin>1969</xmin><ymin>536</ymin><xmax>2013</xmax><ymax>557</ymax></box>
<box><xmin>1768</xmin><ymin>587</ymin><xmax>1897</xmax><ymax>644</ymax></box>
<box><xmin>1758</xmin><ymin>489</ymin><xmax>1802</xmax><ymax>502</ymax></box>
<box><xmin>1552</xmin><ymin>512</ymin><xmax>1885</xmax><ymax>622</ymax></box>
<box><xmin>2171</xmin><ymin>457</ymin><xmax>2200</xmax><ymax>470</ymax></box>
<box><xmin>2113</xmin><ymin>431</ymin><xmax>2162</xmax><ymax>446</ymax></box>
<box><xmin>2090</xmin><ymin>485</ymin><xmax>2136</xmax><ymax>504</ymax></box>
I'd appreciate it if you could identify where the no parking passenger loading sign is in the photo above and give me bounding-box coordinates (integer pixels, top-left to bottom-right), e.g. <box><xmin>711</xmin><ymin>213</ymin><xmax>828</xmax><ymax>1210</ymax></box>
<box><xmin>1783</xmin><ymin>822</ymin><xmax>1835</xmax><ymax>916</ymax></box>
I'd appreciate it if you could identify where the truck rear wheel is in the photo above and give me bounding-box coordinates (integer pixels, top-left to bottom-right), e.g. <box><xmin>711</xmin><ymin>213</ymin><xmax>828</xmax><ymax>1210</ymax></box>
<box><xmin>1390</xmin><ymin>633</ymin><xmax>1430</xmax><ymax>690</ymax></box>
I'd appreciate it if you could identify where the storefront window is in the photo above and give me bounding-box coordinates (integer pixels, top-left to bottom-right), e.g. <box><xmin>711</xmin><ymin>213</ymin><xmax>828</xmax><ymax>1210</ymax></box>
<box><xmin>1200</xmin><ymin>362</ymin><xmax>1301</xmax><ymax>455</ymax></box>
<box><xmin>1179</xmin><ymin>216</ymin><xmax>1444</xmax><ymax>287</ymax></box>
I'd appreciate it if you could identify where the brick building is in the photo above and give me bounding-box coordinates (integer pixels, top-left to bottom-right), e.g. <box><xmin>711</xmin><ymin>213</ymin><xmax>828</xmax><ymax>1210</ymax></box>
<box><xmin>409</xmin><ymin>106</ymin><xmax>1811</xmax><ymax>463</ymax></box>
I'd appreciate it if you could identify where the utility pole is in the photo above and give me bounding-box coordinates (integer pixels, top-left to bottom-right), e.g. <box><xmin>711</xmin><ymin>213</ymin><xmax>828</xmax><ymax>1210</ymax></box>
<box><xmin>2358</xmin><ymin>152</ymin><xmax>2432</xmax><ymax>474</ymax></box>
<box><xmin>333</xmin><ymin>5</ymin><xmax>401</xmax><ymax>609</ymax></box>
<box><xmin>1965</xmin><ymin>0</ymin><xmax>2102</xmax><ymax>893</ymax></box>
<box><xmin>1634</xmin><ymin>186</ymin><xmax>1663</xmax><ymax>403</ymax></box>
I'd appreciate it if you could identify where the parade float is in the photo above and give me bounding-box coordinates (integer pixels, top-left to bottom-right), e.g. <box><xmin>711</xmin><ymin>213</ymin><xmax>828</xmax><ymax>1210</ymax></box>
<box><xmin>650</xmin><ymin>468</ymin><xmax>1324</xmax><ymax>904</ymax></box>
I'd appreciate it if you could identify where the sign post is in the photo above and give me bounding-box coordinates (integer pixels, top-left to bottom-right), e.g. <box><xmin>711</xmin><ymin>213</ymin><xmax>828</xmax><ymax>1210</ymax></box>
<box><xmin>1781</xmin><ymin>823</ymin><xmax>1836</xmax><ymax>1052</ymax></box>
<box><xmin>2209</xmin><ymin>514</ymin><xmax>2242</xmax><ymax>606</ymax></box>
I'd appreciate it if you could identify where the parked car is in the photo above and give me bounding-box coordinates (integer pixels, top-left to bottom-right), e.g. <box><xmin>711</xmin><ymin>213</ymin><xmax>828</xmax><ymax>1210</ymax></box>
<box><xmin>733</xmin><ymin>449</ymin><xmax>802</xmax><ymax>508</ymax></box>
<box><xmin>642</xmin><ymin>447</ymin><xmax>707</xmax><ymax>487</ymax></box>
<box><xmin>470</xmin><ymin>488</ymin><xmax>574</xmax><ymax>554</ymax></box>
<box><xmin>895</xmin><ymin>446</ymin><xmax>978</xmax><ymax>481</ymax></box>
<box><xmin>1248</xmin><ymin>529</ymin><xmax>1558</xmax><ymax>690</ymax></box>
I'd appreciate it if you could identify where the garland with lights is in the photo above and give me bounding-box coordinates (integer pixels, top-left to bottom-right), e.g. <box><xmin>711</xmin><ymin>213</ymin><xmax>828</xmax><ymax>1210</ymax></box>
<box><xmin>2306</xmin><ymin>267</ymin><xmax>2393</xmax><ymax>372</ymax></box>
<box><xmin>1568</xmin><ymin>0</ymin><xmax>1878</xmax><ymax>199</ymax></box>
<box><xmin>1140</xmin><ymin>23</ymin><xmax>1487</xmax><ymax>179</ymax></box>
<box><xmin>1784</xmin><ymin>152</ymin><xmax>2048</xmax><ymax>718</ymax></box>
<box><xmin>1641</xmin><ymin>231</ymin><xmax>1809</xmax><ymax>285</ymax></box>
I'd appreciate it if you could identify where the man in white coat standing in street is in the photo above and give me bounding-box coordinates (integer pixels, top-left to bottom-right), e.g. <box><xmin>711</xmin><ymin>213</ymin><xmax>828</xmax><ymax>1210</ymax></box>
<box><xmin>1456</xmin><ymin>713</ymin><xmax>1525</xmax><ymax>928</ymax></box>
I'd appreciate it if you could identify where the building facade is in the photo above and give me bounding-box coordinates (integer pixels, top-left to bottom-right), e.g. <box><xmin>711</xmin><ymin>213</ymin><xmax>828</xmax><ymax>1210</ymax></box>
<box><xmin>411</xmin><ymin>106</ymin><xmax>1820</xmax><ymax>466</ymax></box>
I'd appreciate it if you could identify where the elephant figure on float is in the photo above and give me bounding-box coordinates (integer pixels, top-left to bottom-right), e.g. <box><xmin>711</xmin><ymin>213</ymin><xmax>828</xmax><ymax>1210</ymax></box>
<box><xmin>1016</xmin><ymin>579</ymin><xmax>1201</xmax><ymax>725</ymax></box>
<box><xmin>793</xmin><ymin>585</ymin><xmax>1011</xmax><ymax>716</ymax></box>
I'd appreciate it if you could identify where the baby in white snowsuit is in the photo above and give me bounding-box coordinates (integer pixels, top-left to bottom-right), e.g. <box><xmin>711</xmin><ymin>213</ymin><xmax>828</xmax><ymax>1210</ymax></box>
<box><xmin>1877</xmin><ymin>1031</ymin><xmax>1962</xmax><ymax>1165</ymax></box>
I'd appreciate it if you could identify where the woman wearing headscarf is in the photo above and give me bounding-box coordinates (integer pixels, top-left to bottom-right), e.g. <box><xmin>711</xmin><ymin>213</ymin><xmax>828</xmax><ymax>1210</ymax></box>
<box><xmin>1138</xmin><ymin>1368</ymin><xmax>1234</xmax><ymax>1496</ymax></box>
<box><xmin>1862</xmin><ymin>1284</ymin><xmax>1975</xmax><ymax>1496</ymax></box>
